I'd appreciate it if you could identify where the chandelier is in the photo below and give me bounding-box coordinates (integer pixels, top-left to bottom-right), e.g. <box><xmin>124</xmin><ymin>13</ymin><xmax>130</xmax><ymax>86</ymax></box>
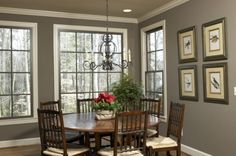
<box><xmin>83</xmin><ymin>0</ymin><xmax>129</xmax><ymax>70</ymax></box>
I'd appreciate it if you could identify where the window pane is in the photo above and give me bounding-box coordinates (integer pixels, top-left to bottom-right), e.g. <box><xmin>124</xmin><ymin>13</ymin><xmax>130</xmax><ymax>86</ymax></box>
<box><xmin>146</xmin><ymin>72</ymin><xmax>154</xmax><ymax>92</ymax></box>
<box><xmin>92</xmin><ymin>34</ymin><xmax>103</xmax><ymax>52</ymax></box>
<box><xmin>60</xmin><ymin>73</ymin><xmax>76</xmax><ymax>93</ymax></box>
<box><xmin>0</xmin><ymin>28</ymin><xmax>11</xmax><ymax>49</ymax></box>
<box><xmin>156</xmin><ymin>30</ymin><xmax>163</xmax><ymax>50</ymax></box>
<box><xmin>13</xmin><ymin>73</ymin><xmax>31</xmax><ymax>94</ymax></box>
<box><xmin>12</xmin><ymin>29</ymin><xmax>31</xmax><ymax>50</ymax></box>
<box><xmin>60</xmin><ymin>32</ymin><xmax>76</xmax><ymax>51</ymax></box>
<box><xmin>13</xmin><ymin>95</ymin><xmax>31</xmax><ymax>117</ymax></box>
<box><xmin>93</xmin><ymin>72</ymin><xmax>107</xmax><ymax>92</ymax></box>
<box><xmin>108</xmin><ymin>73</ymin><xmax>121</xmax><ymax>90</ymax></box>
<box><xmin>77</xmin><ymin>73</ymin><xmax>92</xmax><ymax>92</ymax></box>
<box><xmin>148</xmin><ymin>32</ymin><xmax>155</xmax><ymax>51</ymax></box>
<box><xmin>78</xmin><ymin>93</ymin><xmax>93</xmax><ymax>99</ymax></box>
<box><xmin>112</xmin><ymin>34</ymin><xmax>122</xmax><ymax>53</ymax></box>
<box><xmin>146</xmin><ymin>92</ymin><xmax>161</xmax><ymax>99</ymax></box>
<box><xmin>0</xmin><ymin>74</ymin><xmax>11</xmax><ymax>94</ymax></box>
<box><xmin>77</xmin><ymin>33</ymin><xmax>92</xmax><ymax>52</ymax></box>
<box><xmin>77</xmin><ymin>53</ymin><xmax>91</xmax><ymax>72</ymax></box>
<box><xmin>61</xmin><ymin>94</ymin><xmax>76</xmax><ymax>113</ymax></box>
<box><xmin>13</xmin><ymin>51</ymin><xmax>31</xmax><ymax>72</ymax></box>
<box><xmin>112</xmin><ymin>54</ymin><xmax>123</xmax><ymax>71</ymax></box>
<box><xmin>0</xmin><ymin>51</ymin><xmax>11</xmax><ymax>72</ymax></box>
<box><xmin>147</xmin><ymin>52</ymin><xmax>155</xmax><ymax>71</ymax></box>
<box><xmin>155</xmin><ymin>72</ymin><xmax>163</xmax><ymax>92</ymax></box>
<box><xmin>156</xmin><ymin>51</ymin><xmax>164</xmax><ymax>70</ymax></box>
<box><xmin>0</xmin><ymin>96</ymin><xmax>11</xmax><ymax>118</ymax></box>
<box><xmin>60</xmin><ymin>53</ymin><xmax>76</xmax><ymax>72</ymax></box>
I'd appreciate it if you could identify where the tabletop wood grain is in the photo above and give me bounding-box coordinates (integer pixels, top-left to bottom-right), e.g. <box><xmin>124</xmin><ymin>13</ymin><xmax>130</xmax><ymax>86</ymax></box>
<box><xmin>63</xmin><ymin>112</ymin><xmax>159</xmax><ymax>133</ymax></box>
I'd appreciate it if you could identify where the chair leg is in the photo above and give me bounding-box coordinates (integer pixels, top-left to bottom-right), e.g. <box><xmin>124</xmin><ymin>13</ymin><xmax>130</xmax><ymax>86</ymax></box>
<box><xmin>167</xmin><ymin>151</ymin><xmax>171</xmax><ymax>156</ymax></box>
<box><xmin>110</xmin><ymin>133</ymin><xmax>114</xmax><ymax>147</ymax></box>
<box><xmin>176</xmin><ymin>145</ymin><xmax>181</xmax><ymax>156</ymax></box>
<box><xmin>177</xmin><ymin>148</ymin><xmax>181</xmax><ymax>156</ymax></box>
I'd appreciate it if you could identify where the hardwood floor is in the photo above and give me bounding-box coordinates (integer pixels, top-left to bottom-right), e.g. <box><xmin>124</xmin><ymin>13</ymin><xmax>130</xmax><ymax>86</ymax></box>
<box><xmin>0</xmin><ymin>144</ymin><xmax>190</xmax><ymax>156</ymax></box>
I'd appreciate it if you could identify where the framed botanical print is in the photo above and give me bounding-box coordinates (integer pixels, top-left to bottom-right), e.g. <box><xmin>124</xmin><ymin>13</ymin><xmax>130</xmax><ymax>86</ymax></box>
<box><xmin>178</xmin><ymin>65</ymin><xmax>198</xmax><ymax>101</ymax></box>
<box><xmin>177</xmin><ymin>26</ymin><xmax>197</xmax><ymax>63</ymax></box>
<box><xmin>203</xmin><ymin>63</ymin><xmax>228</xmax><ymax>104</ymax></box>
<box><xmin>202</xmin><ymin>18</ymin><xmax>227</xmax><ymax>61</ymax></box>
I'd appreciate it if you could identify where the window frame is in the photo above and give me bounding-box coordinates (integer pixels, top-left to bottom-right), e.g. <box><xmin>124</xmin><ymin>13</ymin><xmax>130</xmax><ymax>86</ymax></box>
<box><xmin>0</xmin><ymin>20</ymin><xmax>38</xmax><ymax>125</ymax></box>
<box><xmin>140</xmin><ymin>20</ymin><xmax>167</xmax><ymax>120</ymax></box>
<box><xmin>53</xmin><ymin>24</ymin><xmax>128</xmax><ymax>102</ymax></box>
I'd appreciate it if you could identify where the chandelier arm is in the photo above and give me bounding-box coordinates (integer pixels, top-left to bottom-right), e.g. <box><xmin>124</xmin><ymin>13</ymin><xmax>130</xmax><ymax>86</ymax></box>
<box><xmin>112</xmin><ymin>60</ymin><xmax>128</xmax><ymax>68</ymax></box>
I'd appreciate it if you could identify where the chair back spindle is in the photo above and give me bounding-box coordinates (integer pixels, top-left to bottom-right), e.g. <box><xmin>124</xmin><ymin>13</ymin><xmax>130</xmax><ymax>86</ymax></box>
<box><xmin>37</xmin><ymin>109</ymin><xmax>67</xmax><ymax>154</ymax></box>
<box><xmin>113</xmin><ymin>111</ymin><xmax>148</xmax><ymax>156</ymax></box>
<box><xmin>39</xmin><ymin>100</ymin><xmax>61</xmax><ymax>111</ymax></box>
<box><xmin>167</xmin><ymin>102</ymin><xmax>185</xmax><ymax>143</ymax></box>
<box><xmin>77</xmin><ymin>98</ymin><xmax>94</xmax><ymax>113</ymax></box>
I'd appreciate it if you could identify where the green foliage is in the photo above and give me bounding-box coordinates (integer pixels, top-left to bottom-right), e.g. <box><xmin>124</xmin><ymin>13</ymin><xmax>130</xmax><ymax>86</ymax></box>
<box><xmin>92</xmin><ymin>100</ymin><xmax>121</xmax><ymax>111</ymax></box>
<box><xmin>112</xmin><ymin>75</ymin><xmax>143</xmax><ymax>104</ymax></box>
<box><xmin>91</xmin><ymin>92</ymin><xmax>121</xmax><ymax>111</ymax></box>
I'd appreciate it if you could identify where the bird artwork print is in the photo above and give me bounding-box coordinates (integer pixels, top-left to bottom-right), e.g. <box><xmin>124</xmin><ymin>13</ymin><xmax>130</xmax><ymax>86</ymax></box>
<box><xmin>211</xmin><ymin>77</ymin><xmax>220</xmax><ymax>89</ymax></box>
<box><xmin>210</xmin><ymin>35</ymin><xmax>219</xmax><ymax>43</ymax></box>
<box><xmin>185</xmin><ymin>40</ymin><xmax>191</xmax><ymax>49</ymax></box>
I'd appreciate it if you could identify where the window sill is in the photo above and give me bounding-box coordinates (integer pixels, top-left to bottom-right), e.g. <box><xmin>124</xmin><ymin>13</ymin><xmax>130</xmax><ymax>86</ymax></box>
<box><xmin>0</xmin><ymin>117</ymin><xmax>38</xmax><ymax>126</ymax></box>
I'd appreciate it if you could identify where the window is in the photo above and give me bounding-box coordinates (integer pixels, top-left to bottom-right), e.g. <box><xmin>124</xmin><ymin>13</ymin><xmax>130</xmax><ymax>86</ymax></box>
<box><xmin>0</xmin><ymin>21</ymin><xmax>38</xmax><ymax>123</ymax></box>
<box><xmin>54</xmin><ymin>25</ymin><xmax>128</xmax><ymax>113</ymax></box>
<box><xmin>141</xmin><ymin>20</ymin><xmax>167</xmax><ymax>119</ymax></box>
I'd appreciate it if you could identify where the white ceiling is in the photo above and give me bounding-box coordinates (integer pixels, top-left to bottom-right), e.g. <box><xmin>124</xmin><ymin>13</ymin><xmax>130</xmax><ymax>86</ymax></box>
<box><xmin>0</xmin><ymin>0</ymin><xmax>183</xmax><ymax>19</ymax></box>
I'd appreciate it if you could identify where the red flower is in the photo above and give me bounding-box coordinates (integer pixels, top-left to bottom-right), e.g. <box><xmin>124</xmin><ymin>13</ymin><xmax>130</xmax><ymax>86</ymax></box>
<box><xmin>95</xmin><ymin>92</ymin><xmax>116</xmax><ymax>104</ymax></box>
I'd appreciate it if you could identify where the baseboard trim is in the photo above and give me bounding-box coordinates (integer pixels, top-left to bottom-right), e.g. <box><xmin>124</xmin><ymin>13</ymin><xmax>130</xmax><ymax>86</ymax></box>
<box><xmin>0</xmin><ymin>137</ymin><xmax>40</xmax><ymax>148</ymax></box>
<box><xmin>182</xmin><ymin>144</ymin><xmax>212</xmax><ymax>156</ymax></box>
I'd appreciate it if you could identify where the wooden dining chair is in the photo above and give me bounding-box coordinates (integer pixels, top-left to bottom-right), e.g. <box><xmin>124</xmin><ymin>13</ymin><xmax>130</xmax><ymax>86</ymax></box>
<box><xmin>77</xmin><ymin>98</ymin><xmax>113</xmax><ymax>148</ymax></box>
<box><xmin>98</xmin><ymin>110</ymin><xmax>148</xmax><ymax>156</ymax></box>
<box><xmin>140</xmin><ymin>98</ymin><xmax>161</xmax><ymax>137</ymax></box>
<box><xmin>40</xmin><ymin>100</ymin><xmax>84</xmax><ymax>144</ymax></box>
<box><xmin>146</xmin><ymin>102</ymin><xmax>185</xmax><ymax>156</ymax></box>
<box><xmin>37</xmin><ymin>109</ymin><xmax>89</xmax><ymax>156</ymax></box>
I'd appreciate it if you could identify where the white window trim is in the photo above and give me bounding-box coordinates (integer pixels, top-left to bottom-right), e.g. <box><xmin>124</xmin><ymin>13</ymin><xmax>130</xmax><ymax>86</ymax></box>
<box><xmin>0</xmin><ymin>20</ymin><xmax>38</xmax><ymax>126</ymax></box>
<box><xmin>53</xmin><ymin>24</ymin><xmax>128</xmax><ymax>101</ymax></box>
<box><xmin>140</xmin><ymin>20</ymin><xmax>167</xmax><ymax>121</ymax></box>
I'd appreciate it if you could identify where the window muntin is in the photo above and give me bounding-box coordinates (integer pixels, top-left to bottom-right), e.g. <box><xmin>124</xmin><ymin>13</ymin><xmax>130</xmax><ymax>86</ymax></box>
<box><xmin>59</xmin><ymin>31</ymin><xmax>123</xmax><ymax>113</ymax></box>
<box><xmin>0</xmin><ymin>27</ymin><xmax>32</xmax><ymax>119</ymax></box>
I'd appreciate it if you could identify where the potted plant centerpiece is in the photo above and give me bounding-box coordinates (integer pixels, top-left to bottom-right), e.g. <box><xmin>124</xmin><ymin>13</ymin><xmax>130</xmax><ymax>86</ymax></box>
<box><xmin>92</xmin><ymin>92</ymin><xmax>120</xmax><ymax>120</ymax></box>
<box><xmin>112</xmin><ymin>75</ymin><xmax>143</xmax><ymax>111</ymax></box>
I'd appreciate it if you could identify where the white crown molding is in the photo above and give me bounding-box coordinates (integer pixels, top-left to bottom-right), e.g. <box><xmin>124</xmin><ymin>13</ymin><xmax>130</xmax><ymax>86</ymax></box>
<box><xmin>0</xmin><ymin>0</ymin><xmax>190</xmax><ymax>24</ymax></box>
<box><xmin>0</xmin><ymin>7</ymin><xmax>138</xmax><ymax>24</ymax></box>
<box><xmin>138</xmin><ymin>0</ymin><xmax>190</xmax><ymax>23</ymax></box>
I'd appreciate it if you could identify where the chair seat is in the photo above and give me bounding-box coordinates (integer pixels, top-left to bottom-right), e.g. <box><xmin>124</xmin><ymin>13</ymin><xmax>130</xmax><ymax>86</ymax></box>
<box><xmin>147</xmin><ymin>128</ymin><xmax>157</xmax><ymax>137</ymax></box>
<box><xmin>43</xmin><ymin>147</ymin><xmax>89</xmax><ymax>156</ymax></box>
<box><xmin>146</xmin><ymin>136</ymin><xmax>177</xmax><ymax>149</ymax></box>
<box><xmin>98</xmin><ymin>147</ymin><xmax>143</xmax><ymax>156</ymax></box>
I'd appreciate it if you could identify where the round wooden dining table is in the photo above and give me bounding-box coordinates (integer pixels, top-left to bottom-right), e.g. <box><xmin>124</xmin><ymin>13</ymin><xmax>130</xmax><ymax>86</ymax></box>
<box><xmin>63</xmin><ymin>112</ymin><xmax>159</xmax><ymax>151</ymax></box>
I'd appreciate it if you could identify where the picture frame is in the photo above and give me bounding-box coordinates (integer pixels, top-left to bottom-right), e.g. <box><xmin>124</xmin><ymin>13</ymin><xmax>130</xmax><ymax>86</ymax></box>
<box><xmin>178</xmin><ymin>65</ymin><xmax>198</xmax><ymax>101</ymax></box>
<box><xmin>202</xmin><ymin>18</ymin><xmax>227</xmax><ymax>61</ymax></box>
<box><xmin>203</xmin><ymin>63</ymin><xmax>228</xmax><ymax>104</ymax></box>
<box><xmin>177</xmin><ymin>26</ymin><xmax>197</xmax><ymax>63</ymax></box>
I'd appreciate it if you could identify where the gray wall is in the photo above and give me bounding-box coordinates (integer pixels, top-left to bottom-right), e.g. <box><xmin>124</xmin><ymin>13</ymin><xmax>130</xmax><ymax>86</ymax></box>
<box><xmin>0</xmin><ymin>13</ymin><xmax>139</xmax><ymax>140</ymax></box>
<box><xmin>139</xmin><ymin>0</ymin><xmax>236</xmax><ymax>155</ymax></box>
